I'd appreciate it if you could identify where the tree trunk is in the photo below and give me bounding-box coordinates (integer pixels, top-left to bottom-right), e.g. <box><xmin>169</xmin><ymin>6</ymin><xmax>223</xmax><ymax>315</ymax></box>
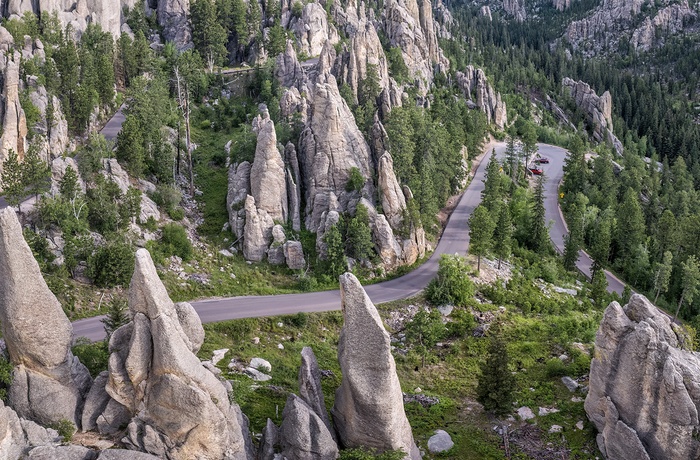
<box><xmin>477</xmin><ymin>254</ymin><xmax>481</xmax><ymax>273</ymax></box>
<box><xmin>497</xmin><ymin>257</ymin><xmax>502</xmax><ymax>270</ymax></box>
<box><xmin>674</xmin><ymin>292</ymin><xmax>685</xmax><ymax>323</ymax></box>
<box><xmin>184</xmin><ymin>95</ymin><xmax>194</xmax><ymax>197</ymax></box>
<box><xmin>654</xmin><ymin>288</ymin><xmax>661</xmax><ymax>305</ymax></box>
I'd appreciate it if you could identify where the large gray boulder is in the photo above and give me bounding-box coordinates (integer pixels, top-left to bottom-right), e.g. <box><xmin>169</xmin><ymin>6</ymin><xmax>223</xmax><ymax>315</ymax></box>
<box><xmin>227</xmin><ymin>161</ymin><xmax>251</xmax><ymax>241</ymax></box>
<box><xmin>377</xmin><ymin>152</ymin><xmax>407</xmax><ymax>230</ymax></box>
<box><xmin>156</xmin><ymin>0</ymin><xmax>192</xmax><ymax>50</ymax></box>
<box><xmin>332</xmin><ymin>273</ymin><xmax>420</xmax><ymax>459</ymax></box>
<box><xmin>0</xmin><ymin>52</ymin><xmax>27</xmax><ymax>177</ymax></box>
<box><xmin>243</xmin><ymin>195</ymin><xmax>274</xmax><ymax>262</ymax></box>
<box><xmin>0</xmin><ymin>399</ymin><xmax>59</xmax><ymax>460</ymax></box>
<box><xmin>279</xmin><ymin>395</ymin><xmax>339</xmax><ymax>460</ymax></box>
<box><xmin>299</xmin><ymin>347</ymin><xmax>334</xmax><ymax>438</ymax></box>
<box><xmin>0</xmin><ymin>208</ymin><xmax>92</xmax><ymax>428</ymax></box>
<box><xmin>585</xmin><ymin>294</ymin><xmax>700</xmax><ymax>459</ymax></box>
<box><xmin>97</xmin><ymin>249</ymin><xmax>254</xmax><ymax>460</ymax></box>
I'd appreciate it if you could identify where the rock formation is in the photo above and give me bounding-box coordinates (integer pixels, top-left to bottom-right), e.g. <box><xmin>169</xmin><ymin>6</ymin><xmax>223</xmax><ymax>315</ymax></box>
<box><xmin>503</xmin><ymin>0</ymin><xmax>526</xmax><ymax>21</ymax></box>
<box><xmin>227</xmin><ymin>161</ymin><xmax>252</xmax><ymax>241</ymax></box>
<box><xmin>92</xmin><ymin>249</ymin><xmax>254</xmax><ymax>459</ymax></box>
<box><xmin>332</xmin><ymin>273</ymin><xmax>420</xmax><ymax>459</ymax></box>
<box><xmin>383</xmin><ymin>0</ymin><xmax>447</xmax><ymax>91</ymax></box>
<box><xmin>0</xmin><ymin>50</ymin><xmax>27</xmax><ymax>171</ymax></box>
<box><xmin>0</xmin><ymin>208</ymin><xmax>92</xmax><ymax>428</ymax></box>
<box><xmin>585</xmin><ymin>294</ymin><xmax>700</xmax><ymax>460</ymax></box>
<box><xmin>300</xmin><ymin>63</ymin><xmax>374</xmax><ymax>232</ymax></box>
<box><xmin>565</xmin><ymin>0</ymin><xmax>694</xmax><ymax>54</ymax></box>
<box><xmin>156</xmin><ymin>0</ymin><xmax>192</xmax><ymax>50</ymax></box>
<box><xmin>455</xmin><ymin>66</ymin><xmax>507</xmax><ymax>129</ymax></box>
<box><xmin>377</xmin><ymin>152</ymin><xmax>406</xmax><ymax>229</ymax></box>
<box><xmin>251</xmin><ymin>111</ymin><xmax>288</xmax><ymax>224</ymax></box>
<box><xmin>290</xmin><ymin>2</ymin><xmax>339</xmax><ymax>57</ymax></box>
<box><xmin>0</xmin><ymin>399</ymin><xmax>60</xmax><ymax>460</ymax></box>
<box><xmin>553</xmin><ymin>0</ymin><xmax>571</xmax><ymax>11</ymax></box>
<box><xmin>479</xmin><ymin>5</ymin><xmax>493</xmax><ymax>20</ymax></box>
<box><xmin>299</xmin><ymin>347</ymin><xmax>334</xmax><ymax>438</ymax></box>
<box><xmin>276</xmin><ymin>41</ymin><xmax>305</xmax><ymax>90</ymax></box>
<box><xmin>562</xmin><ymin>77</ymin><xmax>623</xmax><ymax>155</ymax></box>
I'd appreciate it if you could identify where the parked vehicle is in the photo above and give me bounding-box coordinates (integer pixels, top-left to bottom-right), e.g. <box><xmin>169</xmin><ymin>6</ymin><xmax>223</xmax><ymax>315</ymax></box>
<box><xmin>528</xmin><ymin>167</ymin><xmax>543</xmax><ymax>175</ymax></box>
<box><xmin>537</xmin><ymin>157</ymin><xmax>550</xmax><ymax>164</ymax></box>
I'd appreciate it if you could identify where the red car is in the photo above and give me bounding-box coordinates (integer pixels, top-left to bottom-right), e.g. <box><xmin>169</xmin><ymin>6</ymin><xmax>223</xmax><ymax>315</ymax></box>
<box><xmin>528</xmin><ymin>167</ymin><xmax>543</xmax><ymax>175</ymax></box>
<box><xmin>537</xmin><ymin>157</ymin><xmax>550</xmax><ymax>164</ymax></box>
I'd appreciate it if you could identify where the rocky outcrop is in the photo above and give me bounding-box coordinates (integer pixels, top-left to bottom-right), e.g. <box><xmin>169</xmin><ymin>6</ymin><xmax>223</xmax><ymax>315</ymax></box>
<box><xmin>383</xmin><ymin>0</ymin><xmax>447</xmax><ymax>91</ymax></box>
<box><xmin>96</xmin><ymin>249</ymin><xmax>254</xmax><ymax>459</ymax></box>
<box><xmin>251</xmin><ymin>111</ymin><xmax>288</xmax><ymax>224</ymax></box>
<box><xmin>332</xmin><ymin>273</ymin><xmax>420</xmax><ymax>459</ymax></box>
<box><xmin>553</xmin><ymin>0</ymin><xmax>571</xmax><ymax>11</ymax></box>
<box><xmin>455</xmin><ymin>66</ymin><xmax>507</xmax><ymax>129</ymax></box>
<box><xmin>299</xmin><ymin>69</ymin><xmax>373</xmax><ymax>232</ymax></box>
<box><xmin>630</xmin><ymin>2</ymin><xmax>696</xmax><ymax>51</ymax></box>
<box><xmin>503</xmin><ymin>0</ymin><xmax>526</xmax><ymax>21</ymax></box>
<box><xmin>0</xmin><ymin>51</ymin><xmax>27</xmax><ymax>171</ymax></box>
<box><xmin>157</xmin><ymin>0</ymin><xmax>192</xmax><ymax>50</ymax></box>
<box><xmin>279</xmin><ymin>395</ymin><xmax>339</xmax><ymax>460</ymax></box>
<box><xmin>243</xmin><ymin>194</ymin><xmax>274</xmax><ymax>262</ymax></box>
<box><xmin>285</xmin><ymin>142</ymin><xmax>302</xmax><ymax>232</ymax></box>
<box><xmin>276</xmin><ymin>41</ymin><xmax>305</xmax><ymax>90</ymax></box>
<box><xmin>565</xmin><ymin>0</ymin><xmax>694</xmax><ymax>54</ymax></box>
<box><xmin>299</xmin><ymin>347</ymin><xmax>334</xmax><ymax>437</ymax></box>
<box><xmin>377</xmin><ymin>152</ymin><xmax>406</xmax><ymax>230</ymax></box>
<box><xmin>290</xmin><ymin>2</ymin><xmax>339</xmax><ymax>57</ymax></box>
<box><xmin>227</xmin><ymin>161</ymin><xmax>251</xmax><ymax>241</ymax></box>
<box><xmin>5</xmin><ymin>0</ymin><xmax>138</xmax><ymax>38</ymax></box>
<box><xmin>479</xmin><ymin>5</ymin><xmax>492</xmax><ymax>20</ymax></box>
<box><xmin>0</xmin><ymin>207</ymin><xmax>92</xmax><ymax>428</ymax></box>
<box><xmin>0</xmin><ymin>399</ymin><xmax>60</xmax><ymax>460</ymax></box>
<box><xmin>562</xmin><ymin>77</ymin><xmax>622</xmax><ymax>154</ymax></box>
<box><xmin>28</xmin><ymin>84</ymin><xmax>70</xmax><ymax>159</ymax></box>
<box><xmin>585</xmin><ymin>294</ymin><xmax>700</xmax><ymax>460</ymax></box>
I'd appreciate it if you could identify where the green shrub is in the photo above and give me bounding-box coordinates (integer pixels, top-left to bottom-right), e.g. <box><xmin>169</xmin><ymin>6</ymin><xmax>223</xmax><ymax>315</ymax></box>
<box><xmin>87</xmin><ymin>241</ymin><xmax>135</xmax><ymax>287</ymax></box>
<box><xmin>169</xmin><ymin>207</ymin><xmax>185</xmax><ymax>221</ymax></box>
<box><xmin>425</xmin><ymin>255</ymin><xmax>475</xmax><ymax>306</ymax></box>
<box><xmin>286</xmin><ymin>312</ymin><xmax>309</xmax><ymax>328</ymax></box>
<box><xmin>297</xmin><ymin>276</ymin><xmax>318</xmax><ymax>291</ymax></box>
<box><xmin>291</xmin><ymin>1</ymin><xmax>304</xmax><ymax>17</ymax></box>
<box><xmin>445</xmin><ymin>308</ymin><xmax>476</xmax><ymax>338</ymax></box>
<box><xmin>0</xmin><ymin>355</ymin><xmax>13</xmax><ymax>401</ymax></box>
<box><xmin>151</xmin><ymin>184</ymin><xmax>182</xmax><ymax>210</ymax></box>
<box><xmin>339</xmin><ymin>448</ymin><xmax>406</xmax><ymax>460</ymax></box>
<box><xmin>544</xmin><ymin>357</ymin><xmax>568</xmax><ymax>378</ymax></box>
<box><xmin>142</xmin><ymin>216</ymin><xmax>158</xmax><ymax>232</ymax></box>
<box><xmin>160</xmin><ymin>223</ymin><xmax>193</xmax><ymax>261</ymax></box>
<box><xmin>50</xmin><ymin>419</ymin><xmax>76</xmax><ymax>443</ymax></box>
<box><xmin>71</xmin><ymin>338</ymin><xmax>109</xmax><ymax>378</ymax></box>
<box><xmin>345</xmin><ymin>167</ymin><xmax>365</xmax><ymax>192</ymax></box>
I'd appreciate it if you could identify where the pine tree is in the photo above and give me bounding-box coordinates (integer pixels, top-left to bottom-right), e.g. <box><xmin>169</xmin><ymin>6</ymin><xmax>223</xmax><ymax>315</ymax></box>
<box><xmin>529</xmin><ymin>174</ymin><xmax>548</xmax><ymax>253</ymax></box>
<box><xmin>482</xmin><ymin>149</ymin><xmax>502</xmax><ymax>211</ymax></box>
<box><xmin>674</xmin><ymin>255</ymin><xmax>700</xmax><ymax>322</ymax></box>
<box><xmin>0</xmin><ymin>150</ymin><xmax>25</xmax><ymax>212</ymax></box>
<box><xmin>322</xmin><ymin>222</ymin><xmax>346</xmax><ymax>280</ymax></box>
<box><xmin>101</xmin><ymin>297</ymin><xmax>130</xmax><ymax>340</ymax></box>
<box><xmin>505</xmin><ymin>135</ymin><xmax>518</xmax><ymax>181</ymax></box>
<box><xmin>562</xmin><ymin>135</ymin><xmax>587</xmax><ymax>202</ymax></box>
<box><xmin>469</xmin><ymin>204</ymin><xmax>495</xmax><ymax>272</ymax></box>
<box><xmin>591</xmin><ymin>269</ymin><xmax>609</xmax><ymax>309</ymax></box>
<box><xmin>493</xmin><ymin>204</ymin><xmax>512</xmax><ymax>269</ymax></box>
<box><xmin>590</xmin><ymin>210</ymin><xmax>613</xmax><ymax>272</ymax></box>
<box><xmin>22</xmin><ymin>144</ymin><xmax>51</xmax><ymax>201</ymax></box>
<box><xmin>563</xmin><ymin>193</ymin><xmax>587</xmax><ymax>271</ymax></box>
<box><xmin>615</xmin><ymin>188</ymin><xmax>646</xmax><ymax>262</ymax></box>
<box><xmin>190</xmin><ymin>0</ymin><xmax>229</xmax><ymax>69</ymax></box>
<box><xmin>653</xmin><ymin>251</ymin><xmax>673</xmax><ymax>304</ymax></box>
<box><xmin>476</xmin><ymin>329</ymin><xmax>515</xmax><ymax>416</ymax></box>
<box><xmin>346</xmin><ymin>204</ymin><xmax>374</xmax><ymax>261</ymax></box>
<box><xmin>59</xmin><ymin>165</ymin><xmax>80</xmax><ymax>199</ymax></box>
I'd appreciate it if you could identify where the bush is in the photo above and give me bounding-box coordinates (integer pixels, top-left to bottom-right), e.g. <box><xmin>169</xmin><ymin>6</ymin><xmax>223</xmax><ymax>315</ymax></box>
<box><xmin>151</xmin><ymin>184</ymin><xmax>182</xmax><ymax>211</ymax></box>
<box><xmin>346</xmin><ymin>167</ymin><xmax>365</xmax><ymax>192</ymax></box>
<box><xmin>71</xmin><ymin>338</ymin><xmax>109</xmax><ymax>378</ymax></box>
<box><xmin>544</xmin><ymin>358</ymin><xmax>568</xmax><ymax>378</ymax></box>
<box><xmin>50</xmin><ymin>419</ymin><xmax>76</xmax><ymax>443</ymax></box>
<box><xmin>425</xmin><ymin>255</ymin><xmax>475</xmax><ymax>306</ymax></box>
<box><xmin>0</xmin><ymin>355</ymin><xmax>13</xmax><ymax>401</ymax></box>
<box><xmin>297</xmin><ymin>276</ymin><xmax>318</xmax><ymax>291</ymax></box>
<box><xmin>87</xmin><ymin>241</ymin><xmax>135</xmax><ymax>287</ymax></box>
<box><xmin>286</xmin><ymin>312</ymin><xmax>309</xmax><ymax>328</ymax></box>
<box><xmin>160</xmin><ymin>223</ymin><xmax>193</xmax><ymax>261</ymax></box>
<box><xmin>168</xmin><ymin>207</ymin><xmax>185</xmax><ymax>221</ymax></box>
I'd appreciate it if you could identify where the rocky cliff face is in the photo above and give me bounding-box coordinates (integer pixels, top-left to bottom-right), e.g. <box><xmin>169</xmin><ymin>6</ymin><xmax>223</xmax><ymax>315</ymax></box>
<box><xmin>332</xmin><ymin>273</ymin><xmax>421</xmax><ymax>459</ymax></box>
<box><xmin>585</xmin><ymin>294</ymin><xmax>700</xmax><ymax>460</ymax></box>
<box><xmin>94</xmin><ymin>249</ymin><xmax>255</xmax><ymax>460</ymax></box>
<box><xmin>502</xmin><ymin>0</ymin><xmax>526</xmax><ymax>21</ymax></box>
<box><xmin>562</xmin><ymin>77</ymin><xmax>623</xmax><ymax>155</ymax></box>
<box><xmin>156</xmin><ymin>0</ymin><xmax>192</xmax><ymax>50</ymax></box>
<box><xmin>0</xmin><ymin>207</ymin><xmax>92</xmax><ymax>428</ymax></box>
<box><xmin>0</xmin><ymin>50</ymin><xmax>27</xmax><ymax>169</ymax></box>
<box><xmin>565</xmin><ymin>0</ymin><xmax>696</xmax><ymax>54</ymax></box>
<box><xmin>455</xmin><ymin>66</ymin><xmax>507</xmax><ymax>129</ymax></box>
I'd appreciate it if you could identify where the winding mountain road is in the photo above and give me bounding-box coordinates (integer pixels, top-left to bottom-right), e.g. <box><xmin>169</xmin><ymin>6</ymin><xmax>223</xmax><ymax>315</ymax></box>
<box><xmin>71</xmin><ymin>142</ymin><xmax>625</xmax><ymax>341</ymax></box>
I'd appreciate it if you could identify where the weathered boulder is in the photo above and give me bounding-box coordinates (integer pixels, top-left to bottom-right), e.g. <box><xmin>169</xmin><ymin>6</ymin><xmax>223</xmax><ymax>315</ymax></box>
<box><xmin>0</xmin><ymin>208</ymin><xmax>92</xmax><ymax>428</ymax></box>
<box><xmin>299</xmin><ymin>347</ymin><xmax>333</xmax><ymax>437</ymax></box>
<box><xmin>279</xmin><ymin>395</ymin><xmax>339</xmax><ymax>460</ymax></box>
<box><xmin>290</xmin><ymin>2</ymin><xmax>339</xmax><ymax>57</ymax></box>
<box><xmin>284</xmin><ymin>240</ymin><xmax>306</xmax><ymax>270</ymax></box>
<box><xmin>332</xmin><ymin>273</ymin><xmax>420</xmax><ymax>459</ymax></box>
<box><xmin>96</xmin><ymin>249</ymin><xmax>254</xmax><ymax>459</ymax></box>
<box><xmin>276</xmin><ymin>41</ymin><xmax>305</xmax><ymax>89</ymax></box>
<box><xmin>81</xmin><ymin>371</ymin><xmax>111</xmax><ymax>432</ymax></box>
<box><xmin>455</xmin><ymin>66</ymin><xmax>507</xmax><ymax>129</ymax></box>
<box><xmin>28</xmin><ymin>86</ymin><xmax>69</xmax><ymax>159</ymax></box>
<box><xmin>259</xmin><ymin>419</ymin><xmax>280</xmax><ymax>460</ymax></box>
<box><xmin>503</xmin><ymin>0</ymin><xmax>526</xmax><ymax>21</ymax></box>
<box><xmin>156</xmin><ymin>0</ymin><xmax>192</xmax><ymax>50</ymax></box>
<box><xmin>562</xmin><ymin>77</ymin><xmax>622</xmax><ymax>155</ymax></box>
<box><xmin>0</xmin><ymin>399</ymin><xmax>59</xmax><ymax>460</ymax></box>
<box><xmin>251</xmin><ymin>112</ymin><xmax>287</xmax><ymax>224</ymax></box>
<box><xmin>377</xmin><ymin>152</ymin><xmax>407</xmax><ymax>230</ymax></box>
<box><xmin>285</xmin><ymin>142</ymin><xmax>302</xmax><ymax>232</ymax></box>
<box><xmin>50</xmin><ymin>157</ymin><xmax>85</xmax><ymax>196</ymax></box>
<box><xmin>227</xmin><ymin>161</ymin><xmax>251</xmax><ymax>241</ymax></box>
<box><xmin>243</xmin><ymin>195</ymin><xmax>274</xmax><ymax>262</ymax></box>
<box><xmin>585</xmin><ymin>294</ymin><xmax>700</xmax><ymax>460</ymax></box>
<box><xmin>268</xmin><ymin>224</ymin><xmax>287</xmax><ymax>265</ymax></box>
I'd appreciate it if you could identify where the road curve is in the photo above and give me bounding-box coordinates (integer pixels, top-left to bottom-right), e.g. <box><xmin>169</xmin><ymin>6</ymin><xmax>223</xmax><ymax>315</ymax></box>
<box><xmin>73</xmin><ymin>142</ymin><xmax>627</xmax><ymax>341</ymax></box>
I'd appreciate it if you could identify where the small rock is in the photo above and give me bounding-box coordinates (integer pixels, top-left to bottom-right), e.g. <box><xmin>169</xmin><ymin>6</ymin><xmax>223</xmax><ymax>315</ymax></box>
<box><xmin>549</xmin><ymin>425</ymin><xmax>563</xmax><ymax>433</ymax></box>
<box><xmin>427</xmin><ymin>430</ymin><xmax>454</xmax><ymax>453</ymax></box>
<box><xmin>517</xmin><ymin>407</ymin><xmax>535</xmax><ymax>420</ymax></box>
<box><xmin>437</xmin><ymin>305</ymin><xmax>454</xmax><ymax>316</ymax></box>
<box><xmin>219</xmin><ymin>249</ymin><xmax>234</xmax><ymax>257</ymax></box>
<box><xmin>553</xmin><ymin>286</ymin><xmax>577</xmax><ymax>296</ymax></box>
<box><xmin>277</xmin><ymin>322</ymin><xmax>284</xmax><ymax>327</ymax></box>
<box><xmin>252</xmin><ymin>337</ymin><xmax>260</xmax><ymax>344</ymax></box>
<box><xmin>571</xmin><ymin>396</ymin><xmax>584</xmax><ymax>402</ymax></box>
<box><xmin>576</xmin><ymin>421</ymin><xmax>584</xmax><ymax>430</ymax></box>
<box><xmin>277</xmin><ymin>343</ymin><xmax>284</xmax><ymax>350</ymax></box>
<box><xmin>538</xmin><ymin>407</ymin><xmax>560</xmax><ymax>416</ymax></box>
<box><xmin>245</xmin><ymin>367</ymin><xmax>272</xmax><ymax>381</ymax></box>
<box><xmin>211</xmin><ymin>349</ymin><xmax>229</xmax><ymax>366</ymax></box>
<box><xmin>561</xmin><ymin>376</ymin><xmax>579</xmax><ymax>392</ymax></box>
<box><xmin>414</xmin><ymin>387</ymin><xmax>422</xmax><ymax>393</ymax></box>
<box><xmin>558</xmin><ymin>354</ymin><xmax>568</xmax><ymax>361</ymax></box>
<box><xmin>250</xmin><ymin>357</ymin><xmax>272</xmax><ymax>373</ymax></box>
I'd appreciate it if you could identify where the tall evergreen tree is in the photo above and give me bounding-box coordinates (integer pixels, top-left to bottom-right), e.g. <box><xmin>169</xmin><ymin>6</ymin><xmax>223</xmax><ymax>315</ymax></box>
<box><xmin>563</xmin><ymin>193</ymin><xmax>587</xmax><ymax>271</ymax></box>
<box><xmin>190</xmin><ymin>0</ymin><xmax>229</xmax><ymax>69</ymax></box>
<box><xmin>615</xmin><ymin>188</ymin><xmax>646</xmax><ymax>263</ymax></box>
<box><xmin>346</xmin><ymin>204</ymin><xmax>374</xmax><ymax>261</ymax></box>
<box><xmin>590</xmin><ymin>210</ymin><xmax>613</xmax><ymax>273</ymax></box>
<box><xmin>562</xmin><ymin>135</ymin><xmax>587</xmax><ymax>204</ymax></box>
<box><xmin>675</xmin><ymin>255</ymin><xmax>700</xmax><ymax>322</ymax></box>
<box><xmin>653</xmin><ymin>250</ymin><xmax>673</xmax><ymax>304</ymax></box>
<box><xmin>482</xmin><ymin>149</ymin><xmax>502</xmax><ymax>211</ymax></box>
<box><xmin>591</xmin><ymin>269</ymin><xmax>609</xmax><ymax>309</ymax></box>
<box><xmin>22</xmin><ymin>143</ymin><xmax>51</xmax><ymax>201</ymax></box>
<box><xmin>322</xmin><ymin>222</ymin><xmax>346</xmax><ymax>280</ymax></box>
<box><xmin>493</xmin><ymin>204</ymin><xmax>512</xmax><ymax>269</ymax></box>
<box><xmin>0</xmin><ymin>150</ymin><xmax>25</xmax><ymax>212</ymax></box>
<box><xmin>476</xmin><ymin>328</ymin><xmax>515</xmax><ymax>416</ymax></box>
<box><xmin>529</xmin><ymin>174</ymin><xmax>548</xmax><ymax>253</ymax></box>
<box><xmin>469</xmin><ymin>204</ymin><xmax>495</xmax><ymax>272</ymax></box>
<box><xmin>504</xmin><ymin>135</ymin><xmax>518</xmax><ymax>181</ymax></box>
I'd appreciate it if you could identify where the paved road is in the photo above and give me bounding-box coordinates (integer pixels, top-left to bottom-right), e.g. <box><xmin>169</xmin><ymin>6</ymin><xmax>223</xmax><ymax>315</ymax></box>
<box><xmin>100</xmin><ymin>107</ymin><xmax>126</xmax><ymax>141</ymax></box>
